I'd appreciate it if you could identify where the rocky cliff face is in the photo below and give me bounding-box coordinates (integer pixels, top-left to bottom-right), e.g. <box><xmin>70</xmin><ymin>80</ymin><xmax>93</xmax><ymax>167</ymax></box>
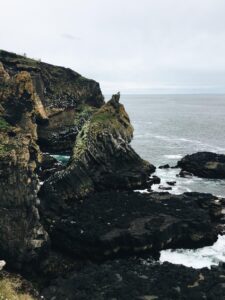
<box><xmin>0</xmin><ymin>63</ymin><xmax>48</xmax><ymax>270</ymax></box>
<box><xmin>40</xmin><ymin>93</ymin><xmax>155</xmax><ymax>206</ymax></box>
<box><xmin>0</xmin><ymin>50</ymin><xmax>104</xmax><ymax>153</ymax></box>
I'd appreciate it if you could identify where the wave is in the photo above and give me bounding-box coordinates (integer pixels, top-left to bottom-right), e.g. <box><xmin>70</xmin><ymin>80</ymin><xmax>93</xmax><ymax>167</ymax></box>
<box><xmin>164</xmin><ymin>154</ymin><xmax>182</xmax><ymax>159</ymax></box>
<box><xmin>160</xmin><ymin>235</ymin><xmax>225</xmax><ymax>269</ymax></box>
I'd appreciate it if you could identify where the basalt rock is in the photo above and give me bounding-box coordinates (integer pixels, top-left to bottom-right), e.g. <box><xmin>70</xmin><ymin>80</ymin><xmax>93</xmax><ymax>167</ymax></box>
<box><xmin>37</xmin><ymin>153</ymin><xmax>65</xmax><ymax>181</ymax></box>
<box><xmin>177</xmin><ymin>152</ymin><xmax>225</xmax><ymax>179</ymax></box>
<box><xmin>40</xmin><ymin>190</ymin><xmax>225</xmax><ymax>260</ymax></box>
<box><xmin>42</xmin><ymin>259</ymin><xmax>225</xmax><ymax>300</ymax></box>
<box><xmin>0</xmin><ymin>65</ymin><xmax>48</xmax><ymax>271</ymax></box>
<box><xmin>159</xmin><ymin>164</ymin><xmax>170</xmax><ymax>169</ymax></box>
<box><xmin>0</xmin><ymin>50</ymin><xmax>104</xmax><ymax>153</ymax></box>
<box><xmin>40</xmin><ymin>93</ymin><xmax>155</xmax><ymax>203</ymax></box>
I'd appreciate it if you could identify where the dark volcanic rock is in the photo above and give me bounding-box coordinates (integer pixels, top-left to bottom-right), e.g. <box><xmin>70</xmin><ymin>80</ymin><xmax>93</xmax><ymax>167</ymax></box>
<box><xmin>0</xmin><ymin>64</ymin><xmax>49</xmax><ymax>270</ymax></box>
<box><xmin>0</xmin><ymin>49</ymin><xmax>104</xmax><ymax>153</ymax></box>
<box><xmin>177</xmin><ymin>170</ymin><xmax>193</xmax><ymax>178</ymax></box>
<box><xmin>40</xmin><ymin>190</ymin><xmax>225</xmax><ymax>260</ymax></box>
<box><xmin>38</xmin><ymin>153</ymin><xmax>65</xmax><ymax>181</ymax></box>
<box><xmin>40</xmin><ymin>93</ymin><xmax>155</xmax><ymax>202</ymax></box>
<box><xmin>42</xmin><ymin>259</ymin><xmax>225</xmax><ymax>300</ymax></box>
<box><xmin>159</xmin><ymin>164</ymin><xmax>170</xmax><ymax>169</ymax></box>
<box><xmin>159</xmin><ymin>185</ymin><xmax>172</xmax><ymax>191</ymax></box>
<box><xmin>178</xmin><ymin>152</ymin><xmax>225</xmax><ymax>179</ymax></box>
<box><xmin>167</xmin><ymin>181</ymin><xmax>176</xmax><ymax>186</ymax></box>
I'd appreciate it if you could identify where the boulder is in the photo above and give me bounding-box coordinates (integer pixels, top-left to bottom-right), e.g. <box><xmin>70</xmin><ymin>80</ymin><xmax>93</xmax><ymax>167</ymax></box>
<box><xmin>167</xmin><ymin>181</ymin><xmax>176</xmax><ymax>186</ymax></box>
<box><xmin>177</xmin><ymin>152</ymin><xmax>225</xmax><ymax>179</ymax></box>
<box><xmin>159</xmin><ymin>164</ymin><xmax>170</xmax><ymax>169</ymax></box>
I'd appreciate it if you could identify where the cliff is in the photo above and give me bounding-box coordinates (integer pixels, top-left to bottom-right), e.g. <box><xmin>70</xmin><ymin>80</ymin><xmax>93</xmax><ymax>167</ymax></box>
<box><xmin>0</xmin><ymin>50</ymin><xmax>104</xmax><ymax>153</ymax></box>
<box><xmin>40</xmin><ymin>93</ymin><xmax>155</xmax><ymax>205</ymax></box>
<box><xmin>0</xmin><ymin>63</ymin><xmax>48</xmax><ymax>270</ymax></box>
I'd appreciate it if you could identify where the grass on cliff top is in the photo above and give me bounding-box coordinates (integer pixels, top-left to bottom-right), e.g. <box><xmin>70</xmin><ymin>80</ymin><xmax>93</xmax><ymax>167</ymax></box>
<box><xmin>0</xmin><ymin>117</ymin><xmax>11</xmax><ymax>131</ymax></box>
<box><xmin>0</xmin><ymin>278</ymin><xmax>36</xmax><ymax>300</ymax></box>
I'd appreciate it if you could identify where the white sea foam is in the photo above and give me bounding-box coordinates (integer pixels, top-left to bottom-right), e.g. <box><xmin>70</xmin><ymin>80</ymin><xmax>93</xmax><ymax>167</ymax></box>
<box><xmin>164</xmin><ymin>154</ymin><xmax>182</xmax><ymax>159</ymax></box>
<box><xmin>160</xmin><ymin>235</ymin><xmax>225</xmax><ymax>269</ymax></box>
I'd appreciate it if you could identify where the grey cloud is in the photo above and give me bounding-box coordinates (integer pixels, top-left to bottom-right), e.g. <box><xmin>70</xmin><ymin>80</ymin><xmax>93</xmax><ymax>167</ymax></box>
<box><xmin>0</xmin><ymin>0</ymin><xmax>225</xmax><ymax>94</ymax></box>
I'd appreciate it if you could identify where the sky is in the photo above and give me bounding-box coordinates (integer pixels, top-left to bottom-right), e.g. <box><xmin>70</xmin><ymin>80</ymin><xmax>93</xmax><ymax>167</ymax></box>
<box><xmin>1</xmin><ymin>0</ymin><xmax>225</xmax><ymax>94</ymax></box>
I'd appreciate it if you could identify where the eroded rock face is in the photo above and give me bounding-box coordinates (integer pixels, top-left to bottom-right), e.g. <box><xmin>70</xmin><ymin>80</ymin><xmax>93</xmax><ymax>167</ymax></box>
<box><xmin>42</xmin><ymin>259</ymin><xmax>225</xmax><ymax>300</ymax></box>
<box><xmin>0</xmin><ymin>65</ymin><xmax>48</xmax><ymax>270</ymax></box>
<box><xmin>40</xmin><ymin>94</ymin><xmax>155</xmax><ymax>203</ymax></box>
<box><xmin>40</xmin><ymin>190</ymin><xmax>225</xmax><ymax>260</ymax></box>
<box><xmin>0</xmin><ymin>50</ymin><xmax>104</xmax><ymax>153</ymax></box>
<box><xmin>178</xmin><ymin>152</ymin><xmax>225</xmax><ymax>179</ymax></box>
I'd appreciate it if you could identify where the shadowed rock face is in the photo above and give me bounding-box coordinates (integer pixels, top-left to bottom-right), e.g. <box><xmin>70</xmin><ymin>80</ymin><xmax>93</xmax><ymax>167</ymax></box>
<box><xmin>0</xmin><ymin>64</ymin><xmax>49</xmax><ymax>270</ymax></box>
<box><xmin>178</xmin><ymin>152</ymin><xmax>225</xmax><ymax>179</ymax></box>
<box><xmin>0</xmin><ymin>50</ymin><xmax>104</xmax><ymax>153</ymax></box>
<box><xmin>42</xmin><ymin>259</ymin><xmax>225</xmax><ymax>300</ymax></box>
<box><xmin>40</xmin><ymin>190</ymin><xmax>225</xmax><ymax>260</ymax></box>
<box><xmin>40</xmin><ymin>93</ymin><xmax>155</xmax><ymax>203</ymax></box>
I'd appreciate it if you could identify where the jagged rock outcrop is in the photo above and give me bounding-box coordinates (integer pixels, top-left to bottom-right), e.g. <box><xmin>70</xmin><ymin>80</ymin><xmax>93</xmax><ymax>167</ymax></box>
<box><xmin>42</xmin><ymin>259</ymin><xmax>225</xmax><ymax>300</ymax></box>
<box><xmin>40</xmin><ymin>93</ymin><xmax>155</xmax><ymax>204</ymax></box>
<box><xmin>177</xmin><ymin>152</ymin><xmax>225</xmax><ymax>179</ymax></box>
<box><xmin>0</xmin><ymin>50</ymin><xmax>104</xmax><ymax>153</ymax></box>
<box><xmin>0</xmin><ymin>64</ymin><xmax>48</xmax><ymax>270</ymax></box>
<box><xmin>41</xmin><ymin>190</ymin><xmax>225</xmax><ymax>260</ymax></box>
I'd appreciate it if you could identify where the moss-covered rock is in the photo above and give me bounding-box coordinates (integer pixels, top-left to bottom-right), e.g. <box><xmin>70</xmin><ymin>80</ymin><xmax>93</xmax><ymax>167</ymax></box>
<box><xmin>0</xmin><ymin>64</ymin><xmax>49</xmax><ymax>271</ymax></box>
<box><xmin>0</xmin><ymin>49</ymin><xmax>104</xmax><ymax>153</ymax></box>
<box><xmin>40</xmin><ymin>93</ymin><xmax>155</xmax><ymax>206</ymax></box>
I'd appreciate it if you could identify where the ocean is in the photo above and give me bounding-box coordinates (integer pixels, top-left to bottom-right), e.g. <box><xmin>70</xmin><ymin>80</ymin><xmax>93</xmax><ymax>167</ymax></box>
<box><xmin>120</xmin><ymin>94</ymin><xmax>225</xmax><ymax>197</ymax></box>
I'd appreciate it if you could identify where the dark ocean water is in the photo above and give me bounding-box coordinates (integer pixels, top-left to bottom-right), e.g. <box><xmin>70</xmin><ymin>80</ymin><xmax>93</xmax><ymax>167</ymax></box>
<box><xmin>119</xmin><ymin>94</ymin><xmax>225</xmax><ymax>197</ymax></box>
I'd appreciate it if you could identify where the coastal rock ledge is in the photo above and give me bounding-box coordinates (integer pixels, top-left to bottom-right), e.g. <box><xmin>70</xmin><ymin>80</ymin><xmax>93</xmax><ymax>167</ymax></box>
<box><xmin>178</xmin><ymin>152</ymin><xmax>225</xmax><ymax>179</ymax></box>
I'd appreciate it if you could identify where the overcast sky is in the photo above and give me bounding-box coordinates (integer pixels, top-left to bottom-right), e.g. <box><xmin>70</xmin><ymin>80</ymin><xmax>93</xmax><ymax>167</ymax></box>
<box><xmin>1</xmin><ymin>0</ymin><xmax>225</xmax><ymax>94</ymax></box>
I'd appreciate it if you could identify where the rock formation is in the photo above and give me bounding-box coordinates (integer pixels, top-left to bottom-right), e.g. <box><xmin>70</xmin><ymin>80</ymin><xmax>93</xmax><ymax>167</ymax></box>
<box><xmin>0</xmin><ymin>50</ymin><xmax>104</xmax><ymax>153</ymax></box>
<box><xmin>40</xmin><ymin>93</ymin><xmax>155</xmax><ymax>204</ymax></box>
<box><xmin>0</xmin><ymin>63</ymin><xmax>48</xmax><ymax>270</ymax></box>
<box><xmin>178</xmin><ymin>152</ymin><xmax>225</xmax><ymax>179</ymax></box>
<box><xmin>41</xmin><ymin>190</ymin><xmax>225</xmax><ymax>260</ymax></box>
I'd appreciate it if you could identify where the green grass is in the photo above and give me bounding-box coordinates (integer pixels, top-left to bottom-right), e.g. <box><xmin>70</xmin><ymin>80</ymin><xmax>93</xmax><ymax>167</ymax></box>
<box><xmin>0</xmin><ymin>278</ymin><xmax>36</xmax><ymax>300</ymax></box>
<box><xmin>91</xmin><ymin>111</ymin><xmax>113</xmax><ymax>123</ymax></box>
<box><xmin>0</xmin><ymin>118</ymin><xmax>10</xmax><ymax>131</ymax></box>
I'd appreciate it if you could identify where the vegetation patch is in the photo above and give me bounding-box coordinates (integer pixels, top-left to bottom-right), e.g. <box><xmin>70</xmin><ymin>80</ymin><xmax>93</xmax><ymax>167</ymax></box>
<box><xmin>0</xmin><ymin>278</ymin><xmax>35</xmax><ymax>300</ymax></box>
<box><xmin>0</xmin><ymin>118</ymin><xmax>10</xmax><ymax>131</ymax></box>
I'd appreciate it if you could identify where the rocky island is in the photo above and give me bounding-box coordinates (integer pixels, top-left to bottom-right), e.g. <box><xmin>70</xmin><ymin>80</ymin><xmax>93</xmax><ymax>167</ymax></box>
<box><xmin>0</xmin><ymin>50</ymin><xmax>225</xmax><ymax>299</ymax></box>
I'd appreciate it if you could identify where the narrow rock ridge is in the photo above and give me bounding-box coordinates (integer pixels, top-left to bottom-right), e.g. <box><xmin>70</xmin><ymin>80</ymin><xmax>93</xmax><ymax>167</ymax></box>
<box><xmin>40</xmin><ymin>93</ymin><xmax>155</xmax><ymax>204</ymax></box>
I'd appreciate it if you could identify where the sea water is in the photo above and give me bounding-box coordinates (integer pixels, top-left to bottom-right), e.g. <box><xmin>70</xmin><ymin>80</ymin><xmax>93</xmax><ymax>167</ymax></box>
<box><xmin>121</xmin><ymin>94</ymin><xmax>225</xmax><ymax>269</ymax></box>
<box><xmin>121</xmin><ymin>94</ymin><xmax>225</xmax><ymax>197</ymax></box>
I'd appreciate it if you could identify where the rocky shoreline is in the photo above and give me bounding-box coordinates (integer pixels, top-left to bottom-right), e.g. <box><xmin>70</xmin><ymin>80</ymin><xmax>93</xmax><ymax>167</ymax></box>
<box><xmin>0</xmin><ymin>50</ymin><xmax>225</xmax><ymax>299</ymax></box>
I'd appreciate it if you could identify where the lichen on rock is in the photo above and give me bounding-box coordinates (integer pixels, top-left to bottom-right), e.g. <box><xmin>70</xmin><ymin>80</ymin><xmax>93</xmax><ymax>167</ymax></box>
<box><xmin>0</xmin><ymin>63</ymin><xmax>49</xmax><ymax>271</ymax></box>
<box><xmin>40</xmin><ymin>93</ymin><xmax>155</xmax><ymax>205</ymax></box>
